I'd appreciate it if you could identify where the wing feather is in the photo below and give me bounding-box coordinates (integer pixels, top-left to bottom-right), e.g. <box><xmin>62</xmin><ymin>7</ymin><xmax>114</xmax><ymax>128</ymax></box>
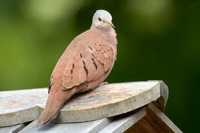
<box><xmin>50</xmin><ymin>30</ymin><xmax>116</xmax><ymax>91</ymax></box>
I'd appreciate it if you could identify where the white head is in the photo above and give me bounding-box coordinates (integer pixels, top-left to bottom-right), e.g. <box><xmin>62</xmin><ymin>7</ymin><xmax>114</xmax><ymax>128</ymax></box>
<box><xmin>91</xmin><ymin>9</ymin><xmax>114</xmax><ymax>31</ymax></box>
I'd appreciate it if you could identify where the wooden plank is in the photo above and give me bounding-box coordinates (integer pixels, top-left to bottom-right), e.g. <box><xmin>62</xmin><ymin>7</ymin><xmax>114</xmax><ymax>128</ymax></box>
<box><xmin>0</xmin><ymin>81</ymin><xmax>168</xmax><ymax>127</ymax></box>
<box><xmin>0</xmin><ymin>89</ymin><xmax>47</xmax><ymax>127</ymax></box>
<box><xmin>147</xmin><ymin>104</ymin><xmax>182</xmax><ymax>133</ymax></box>
<box><xmin>152</xmin><ymin>80</ymin><xmax>169</xmax><ymax>111</ymax></box>
<box><xmin>0</xmin><ymin>124</ymin><xmax>25</xmax><ymax>133</ymax></box>
<box><xmin>99</xmin><ymin>108</ymin><xmax>146</xmax><ymax>133</ymax></box>
<box><xmin>125</xmin><ymin>104</ymin><xmax>182</xmax><ymax>133</ymax></box>
<box><xmin>19</xmin><ymin>107</ymin><xmax>147</xmax><ymax>133</ymax></box>
<box><xmin>19</xmin><ymin>119</ymin><xmax>110</xmax><ymax>133</ymax></box>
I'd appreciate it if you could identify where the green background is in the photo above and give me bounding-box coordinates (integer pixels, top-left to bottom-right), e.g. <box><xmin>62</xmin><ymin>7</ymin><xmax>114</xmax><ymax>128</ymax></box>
<box><xmin>0</xmin><ymin>0</ymin><xmax>199</xmax><ymax>132</ymax></box>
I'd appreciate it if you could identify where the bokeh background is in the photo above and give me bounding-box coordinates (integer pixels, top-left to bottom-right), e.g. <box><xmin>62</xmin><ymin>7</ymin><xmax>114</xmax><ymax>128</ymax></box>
<box><xmin>0</xmin><ymin>0</ymin><xmax>200</xmax><ymax>132</ymax></box>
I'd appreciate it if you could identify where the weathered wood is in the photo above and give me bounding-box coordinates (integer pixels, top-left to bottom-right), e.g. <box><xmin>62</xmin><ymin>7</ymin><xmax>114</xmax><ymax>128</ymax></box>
<box><xmin>18</xmin><ymin>119</ymin><xmax>110</xmax><ymax>133</ymax></box>
<box><xmin>125</xmin><ymin>104</ymin><xmax>182</xmax><ymax>133</ymax></box>
<box><xmin>9</xmin><ymin>104</ymin><xmax>182</xmax><ymax>133</ymax></box>
<box><xmin>153</xmin><ymin>80</ymin><xmax>169</xmax><ymax>111</ymax></box>
<box><xmin>0</xmin><ymin>89</ymin><xmax>47</xmax><ymax>127</ymax></box>
<box><xmin>0</xmin><ymin>81</ymin><xmax>168</xmax><ymax>127</ymax></box>
<box><xmin>0</xmin><ymin>124</ymin><xmax>25</xmax><ymax>133</ymax></box>
<box><xmin>18</xmin><ymin>108</ymin><xmax>146</xmax><ymax>133</ymax></box>
<box><xmin>147</xmin><ymin>104</ymin><xmax>182</xmax><ymax>133</ymax></box>
<box><xmin>99</xmin><ymin>108</ymin><xmax>146</xmax><ymax>133</ymax></box>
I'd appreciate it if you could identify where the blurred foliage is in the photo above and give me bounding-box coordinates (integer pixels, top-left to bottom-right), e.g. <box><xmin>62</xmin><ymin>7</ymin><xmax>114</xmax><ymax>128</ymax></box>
<box><xmin>0</xmin><ymin>0</ymin><xmax>200</xmax><ymax>132</ymax></box>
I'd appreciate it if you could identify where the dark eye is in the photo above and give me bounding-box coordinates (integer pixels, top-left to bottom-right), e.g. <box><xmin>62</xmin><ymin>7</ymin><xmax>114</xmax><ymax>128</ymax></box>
<box><xmin>98</xmin><ymin>17</ymin><xmax>102</xmax><ymax>21</ymax></box>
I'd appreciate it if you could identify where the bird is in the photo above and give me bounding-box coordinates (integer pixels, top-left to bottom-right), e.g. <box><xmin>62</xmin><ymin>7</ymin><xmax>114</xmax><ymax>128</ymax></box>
<box><xmin>37</xmin><ymin>9</ymin><xmax>117</xmax><ymax>124</ymax></box>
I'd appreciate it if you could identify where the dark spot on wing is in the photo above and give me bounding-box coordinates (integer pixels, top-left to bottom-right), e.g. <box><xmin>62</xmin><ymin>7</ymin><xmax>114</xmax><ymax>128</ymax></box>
<box><xmin>71</xmin><ymin>63</ymin><xmax>75</xmax><ymax>75</ymax></box>
<box><xmin>105</xmin><ymin>68</ymin><xmax>110</xmax><ymax>74</ymax></box>
<box><xmin>91</xmin><ymin>54</ymin><xmax>95</xmax><ymax>57</ymax></box>
<box><xmin>82</xmin><ymin>60</ymin><xmax>86</xmax><ymax>66</ymax></box>
<box><xmin>92</xmin><ymin>58</ymin><xmax>98</xmax><ymax>70</ymax></box>
<box><xmin>82</xmin><ymin>60</ymin><xmax>88</xmax><ymax>76</ymax></box>
<box><xmin>89</xmin><ymin>46</ymin><xmax>93</xmax><ymax>50</ymax></box>
<box><xmin>80</xmin><ymin>53</ymin><xmax>83</xmax><ymax>58</ymax></box>
<box><xmin>70</xmin><ymin>69</ymin><xmax>73</xmax><ymax>74</ymax></box>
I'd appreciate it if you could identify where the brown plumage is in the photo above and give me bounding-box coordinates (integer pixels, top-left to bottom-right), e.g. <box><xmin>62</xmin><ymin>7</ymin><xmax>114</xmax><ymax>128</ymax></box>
<box><xmin>37</xmin><ymin>9</ymin><xmax>117</xmax><ymax>124</ymax></box>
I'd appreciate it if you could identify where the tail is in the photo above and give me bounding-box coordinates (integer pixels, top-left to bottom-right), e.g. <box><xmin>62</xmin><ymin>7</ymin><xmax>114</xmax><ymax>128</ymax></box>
<box><xmin>37</xmin><ymin>88</ymin><xmax>77</xmax><ymax>124</ymax></box>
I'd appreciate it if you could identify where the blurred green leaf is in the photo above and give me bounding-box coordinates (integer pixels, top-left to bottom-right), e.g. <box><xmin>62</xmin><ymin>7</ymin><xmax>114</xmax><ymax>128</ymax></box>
<box><xmin>0</xmin><ymin>0</ymin><xmax>200</xmax><ymax>132</ymax></box>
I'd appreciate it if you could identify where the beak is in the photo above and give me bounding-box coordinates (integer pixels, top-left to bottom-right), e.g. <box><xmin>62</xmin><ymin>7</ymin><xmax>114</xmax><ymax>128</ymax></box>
<box><xmin>105</xmin><ymin>21</ymin><xmax>115</xmax><ymax>28</ymax></box>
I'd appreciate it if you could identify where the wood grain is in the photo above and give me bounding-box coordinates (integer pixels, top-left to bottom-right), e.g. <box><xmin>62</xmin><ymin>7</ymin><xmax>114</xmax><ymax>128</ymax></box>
<box><xmin>0</xmin><ymin>124</ymin><xmax>25</xmax><ymax>133</ymax></box>
<box><xmin>18</xmin><ymin>108</ymin><xmax>146</xmax><ymax>133</ymax></box>
<box><xmin>125</xmin><ymin>104</ymin><xmax>182</xmax><ymax>133</ymax></box>
<box><xmin>0</xmin><ymin>81</ymin><xmax>168</xmax><ymax>127</ymax></box>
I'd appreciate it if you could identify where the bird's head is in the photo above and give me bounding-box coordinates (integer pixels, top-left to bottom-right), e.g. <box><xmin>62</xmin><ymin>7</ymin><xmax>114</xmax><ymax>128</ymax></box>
<box><xmin>91</xmin><ymin>9</ymin><xmax>114</xmax><ymax>31</ymax></box>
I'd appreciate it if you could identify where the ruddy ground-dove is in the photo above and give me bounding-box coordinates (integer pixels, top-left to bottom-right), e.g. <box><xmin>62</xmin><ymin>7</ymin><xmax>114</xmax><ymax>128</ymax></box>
<box><xmin>38</xmin><ymin>9</ymin><xmax>117</xmax><ymax>124</ymax></box>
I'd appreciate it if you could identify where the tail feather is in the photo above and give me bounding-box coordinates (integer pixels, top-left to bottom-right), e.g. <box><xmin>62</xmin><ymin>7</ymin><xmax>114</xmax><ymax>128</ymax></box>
<box><xmin>37</xmin><ymin>94</ymin><xmax>62</xmax><ymax>124</ymax></box>
<box><xmin>38</xmin><ymin>108</ymin><xmax>60</xmax><ymax>124</ymax></box>
<box><xmin>37</xmin><ymin>88</ymin><xmax>77</xmax><ymax>124</ymax></box>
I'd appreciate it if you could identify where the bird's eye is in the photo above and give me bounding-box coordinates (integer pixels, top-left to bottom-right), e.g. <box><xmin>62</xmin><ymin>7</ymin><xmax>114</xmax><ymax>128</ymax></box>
<box><xmin>98</xmin><ymin>17</ymin><xmax>102</xmax><ymax>21</ymax></box>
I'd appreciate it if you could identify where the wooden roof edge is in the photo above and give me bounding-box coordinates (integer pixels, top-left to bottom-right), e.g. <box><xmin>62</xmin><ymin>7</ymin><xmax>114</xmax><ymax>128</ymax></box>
<box><xmin>152</xmin><ymin>80</ymin><xmax>169</xmax><ymax>111</ymax></box>
<box><xmin>0</xmin><ymin>81</ymin><xmax>169</xmax><ymax>127</ymax></box>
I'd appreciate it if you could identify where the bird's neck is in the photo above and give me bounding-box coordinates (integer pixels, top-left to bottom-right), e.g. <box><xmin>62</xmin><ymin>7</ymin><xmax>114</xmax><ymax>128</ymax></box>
<box><xmin>90</xmin><ymin>27</ymin><xmax>117</xmax><ymax>45</ymax></box>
